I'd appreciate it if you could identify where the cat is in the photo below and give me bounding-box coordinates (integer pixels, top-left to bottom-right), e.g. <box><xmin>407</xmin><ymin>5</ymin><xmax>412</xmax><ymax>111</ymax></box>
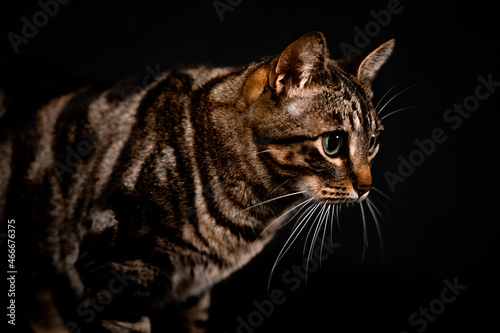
<box><xmin>0</xmin><ymin>31</ymin><xmax>394</xmax><ymax>332</ymax></box>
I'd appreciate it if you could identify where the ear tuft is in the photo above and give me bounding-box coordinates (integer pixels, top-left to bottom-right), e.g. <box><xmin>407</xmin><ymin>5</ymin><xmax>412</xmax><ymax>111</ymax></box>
<box><xmin>269</xmin><ymin>31</ymin><xmax>328</xmax><ymax>94</ymax></box>
<box><xmin>357</xmin><ymin>39</ymin><xmax>395</xmax><ymax>83</ymax></box>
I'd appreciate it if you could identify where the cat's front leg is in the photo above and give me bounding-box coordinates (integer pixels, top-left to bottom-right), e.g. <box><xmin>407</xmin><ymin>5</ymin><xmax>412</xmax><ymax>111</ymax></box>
<box><xmin>163</xmin><ymin>290</ymin><xmax>211</xmax><ymax>333</ymax></box>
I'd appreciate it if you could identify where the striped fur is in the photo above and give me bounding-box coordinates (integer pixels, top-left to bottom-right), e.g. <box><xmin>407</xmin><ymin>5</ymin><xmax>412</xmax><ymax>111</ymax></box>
<box><xmin>0</xmin><ymin>32</ymin><xmax>394</xmax><ymax>332</ymax></box>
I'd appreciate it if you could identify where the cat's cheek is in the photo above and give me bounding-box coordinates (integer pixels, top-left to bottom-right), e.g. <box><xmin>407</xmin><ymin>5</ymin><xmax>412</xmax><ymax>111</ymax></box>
<box><xmin>297</xmin><ymin>175</ymin><xmax>321</xmax><ymax>197</ymax></box>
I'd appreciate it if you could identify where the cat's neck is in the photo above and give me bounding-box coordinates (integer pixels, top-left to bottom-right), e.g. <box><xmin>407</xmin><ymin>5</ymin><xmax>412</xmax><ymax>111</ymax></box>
<box><xmin>189</xmin><ymin>62</ymin><xmax>301</xmax><ymax>235</ymax></box>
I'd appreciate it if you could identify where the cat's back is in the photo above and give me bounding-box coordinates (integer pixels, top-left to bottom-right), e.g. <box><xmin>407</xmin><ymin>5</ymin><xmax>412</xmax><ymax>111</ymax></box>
<box><xmin>0</xmin><ymin>62</ymin><xmax>161</xmax><ymax>220</ymax></box>
<box><xmin>0</xmin><ymin>60</ymin><xmax>238</xmax><ymax>225</ymax></box>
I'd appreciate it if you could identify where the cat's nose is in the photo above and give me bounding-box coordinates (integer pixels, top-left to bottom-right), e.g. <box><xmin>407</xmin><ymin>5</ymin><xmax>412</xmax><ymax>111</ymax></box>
<box><xmin>354</xmin><ymin>183</ymin><xmax>371</xmax><ymax>200</ymax></box>
<box><xmin>352</xmin><ymin>166</ymin><xmax>372</xmax><ymax>199</ymax></box>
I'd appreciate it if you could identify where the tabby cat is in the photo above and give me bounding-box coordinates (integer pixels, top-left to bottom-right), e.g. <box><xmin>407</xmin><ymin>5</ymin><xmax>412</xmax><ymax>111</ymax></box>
<box><xmin>0</xmin><ymin>31</ymin><xmax>394</xmax><ymax>332</ymax></box>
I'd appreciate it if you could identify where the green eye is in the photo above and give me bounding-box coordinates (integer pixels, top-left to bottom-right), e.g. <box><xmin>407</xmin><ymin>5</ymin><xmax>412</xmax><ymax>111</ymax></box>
<box><xmin>322</xmin><ymin>131</ymin><xmax>343</xmax><ymax>157</ymax></box>
<box><xmin>368</xmin><ymin>134</ymin><xmax>378</xmax><ymax>154</ymax></box>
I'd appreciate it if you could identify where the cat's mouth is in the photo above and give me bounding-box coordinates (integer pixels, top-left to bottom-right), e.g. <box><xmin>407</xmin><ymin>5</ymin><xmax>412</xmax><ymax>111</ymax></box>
<box><xmin>300</xmin><ymin>177</ymin><xmax>370</xmax><ymax>204</ymax></box>
<box><xmin>300</xmin><ymin>187</ymin><xmax>369</xmax><ymax>205</ymax></box>
<box><xmin>317</xmin><ymin>191</ymin><xmax>369</xmax><ymax>204</ymax></box>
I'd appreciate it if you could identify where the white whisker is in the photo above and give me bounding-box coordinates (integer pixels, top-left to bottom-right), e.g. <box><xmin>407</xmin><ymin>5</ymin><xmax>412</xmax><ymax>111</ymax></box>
<box><xmin>375</xmin><ymin>85</ymin><xmax>395</xmax><ymax>111</ymax></box>
<box><xmin>379</xmin><ymin>105</ymin><xmax>418</xmax><ymax>121</ymax></box>
<box><xmin>265</xmin><ymin>179</ymin><xmax>290</xmax><ymax>199</ymax></box>
<box><xmin>259</xmin><ymin>197</ymin><xmax>313</xmax><ymax>237</ymax></box>
<box><xmin>371</xmin><ymin>186</ymin><xmax>391</xmax><ymax>200</ymax></box>
<box><xmin>377</xmin><ymin>83</ymin><xmax>420</xmax><ymax>116</ymax></box>
<box><xmin>366</xmin><ymin>198</ymin><xmax>384</xmax><ymax>254</ymax></box>
<box><xmin>303</xmin><ymin>203</ymin><xmax>327</xmax><ymax>255</ymax></box>
<box><xmin>360</xmin><ymin>202</ymin><xmax>368</xmax><ymax>263</ymax></box>
<box><xmin>242</xmin><ymin>190</ymin><xmax>306</xmax><ymax>212</ymax></box>
<box><xmin>288</xmin><ymin>203</ymin><xmax>320</xmax><ymax>258</ymax></box>
<box><xmin>291</xmin><ymin>200</ymin><xmax>318</xmax><ymax>230</ymax></box>
<box><xmin>366</xmin><ymin>197</ymin><xmax>382</xmax><ymax>218</ymax></box>
<box><xmin>328</xmin><ymin>204</ymin><xmax>334</xmax><ymax>245</ymax></box>
<box><xmin>278</xmin><ymin>197</ymin><xmax>315</xmax><ymax>229</ymax></box>
<box><xmin>255</xmin><ymin>149</ymin><xmax>280</xmax><ymax>155</ymax></box>
<box><xmin>319</xmin><ymin>205</ymin><xmax>331</xmax><ymax>270</ymax></box>
<box><xmin>268</xmin><ymin>202</ymin><xmax>320</xmax><ymax>288</ymax></box>
<box><xmin>336</xmin><ymin>205</ymin><xmax>342</xmax><ymax>232</ymax></box>
<box><xmin>306</xmin><ymin>207</ymin><xmax>325</xmax><ymax>279</ymax></box>
<box><xmin>370</xmin><ymin>187</ymin><xmax>392</xmax><ymax>221</ymax></box>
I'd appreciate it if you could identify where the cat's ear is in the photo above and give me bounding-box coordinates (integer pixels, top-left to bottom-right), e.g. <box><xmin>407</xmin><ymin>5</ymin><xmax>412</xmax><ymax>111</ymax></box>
<box><xmin>269</xmin><ymin>31</ymin><xmax>328</xmax><ymax>95</ymax></box>
<box><xmin>357</xmin><ymin>39</ymin><xmax>395</xmax><ymax>83</ymax></box>
<box><xmin>336</xmin><ymin>39</ymin><xmax>395</xmax><ymax>85</ymax></box>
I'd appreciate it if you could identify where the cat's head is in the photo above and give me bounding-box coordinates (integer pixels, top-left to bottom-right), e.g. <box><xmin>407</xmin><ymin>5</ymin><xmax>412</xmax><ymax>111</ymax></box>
<box><xmin>241</xmin><ymin>31</ymin><xmax>394</xmax><ymax>204</ymax></box>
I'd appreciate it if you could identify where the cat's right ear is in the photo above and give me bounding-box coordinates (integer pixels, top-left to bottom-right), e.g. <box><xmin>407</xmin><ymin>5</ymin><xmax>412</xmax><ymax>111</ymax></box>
<box><xmin>242</xmin><ymin>32</ymin><xmax>328</xmax><ymax>104</ymax></box>
<box><xmin>269</xmin><ymin>31</ymin><xmax>328</xmax><ymax>95</ymax></box>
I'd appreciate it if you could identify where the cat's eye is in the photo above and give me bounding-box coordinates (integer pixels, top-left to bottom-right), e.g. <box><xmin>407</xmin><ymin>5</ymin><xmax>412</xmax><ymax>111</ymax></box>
<box><xmin>368</xmin><ymin>134</ymin><xmax>378</xmax><ymax>154</ymax></box>
<box><xmin>322</xmin><ymin>131</ymin><xmax>343</xmax><ymax>157</ymax></box>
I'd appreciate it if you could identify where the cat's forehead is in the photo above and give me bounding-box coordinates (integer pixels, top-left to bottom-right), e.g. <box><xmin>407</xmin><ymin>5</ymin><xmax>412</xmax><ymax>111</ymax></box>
<box><xmin>283</xmin><ymin>71</ymin><xmax>378</xmax><ymax>134</ymax></box>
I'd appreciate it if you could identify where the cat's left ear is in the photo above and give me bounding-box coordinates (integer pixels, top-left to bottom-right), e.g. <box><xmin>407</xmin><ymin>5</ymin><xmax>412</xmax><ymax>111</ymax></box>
<box><xmin>337</xmin><ymin>39</ymin><xmax>395</xmax><ymax>85</ymax></box>
<box><xmin>357</xmin><ymin>39</ymin><xmax>395</xmax><ymax>83</ymax></box>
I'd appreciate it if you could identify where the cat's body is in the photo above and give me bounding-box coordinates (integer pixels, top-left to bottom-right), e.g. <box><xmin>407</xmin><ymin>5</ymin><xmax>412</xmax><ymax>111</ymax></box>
<box><xmin>0</xmin><ymin>32</ymin><xmax>394</xmax><ymax>332</ymax></box>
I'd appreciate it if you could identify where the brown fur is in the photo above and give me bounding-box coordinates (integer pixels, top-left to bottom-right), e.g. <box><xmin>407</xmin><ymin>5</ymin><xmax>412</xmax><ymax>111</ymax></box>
<box><xmin>0</xmin><ymin>32</ymin><xmax>394</xmax><ymax>332</ymax></box>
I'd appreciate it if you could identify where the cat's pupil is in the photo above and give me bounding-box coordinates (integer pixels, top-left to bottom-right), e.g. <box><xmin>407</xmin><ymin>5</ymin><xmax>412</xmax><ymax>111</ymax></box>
<box><xmin>322</xmin><ymin>131</ymin><xmax>343</xmax><ymax>157</ymax></box>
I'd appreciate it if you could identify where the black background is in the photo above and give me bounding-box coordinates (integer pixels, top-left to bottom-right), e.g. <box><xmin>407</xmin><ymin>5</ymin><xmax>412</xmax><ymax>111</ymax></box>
<box><xmin>1</xmin><ymin>0</ymin><xmax>499</xmax><ymax>332</ymax></box>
